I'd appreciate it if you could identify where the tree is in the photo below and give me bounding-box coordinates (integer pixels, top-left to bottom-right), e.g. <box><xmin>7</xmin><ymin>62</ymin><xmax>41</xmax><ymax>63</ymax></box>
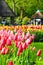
<box><xmin>5</xmin><ymin>0</ymin><xmax>43</xmax><ymax>17</ymax></box>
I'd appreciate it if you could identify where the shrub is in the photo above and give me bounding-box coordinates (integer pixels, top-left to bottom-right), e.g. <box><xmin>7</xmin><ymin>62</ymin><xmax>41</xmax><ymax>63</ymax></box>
<box><xmin>22</xmin><ymin>17</ymin><xmax>30</xmax><ymax>25</ymax></box>
<box><xmin>30</xmin><ymin>30</ymin><xmax>43</xmax><ymax>42</ymax></box>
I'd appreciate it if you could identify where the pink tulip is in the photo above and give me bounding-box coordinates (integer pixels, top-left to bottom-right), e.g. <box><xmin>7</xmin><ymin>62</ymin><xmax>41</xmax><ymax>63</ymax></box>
<box><xmin>21</xmin><ymin>37</ymin><xmax>25</xmax><ymax>42</ymax></box>
<box><xmin>15</xmin><ymin>41</ymin><xmax>21</xmax><ymax>48</ymax></box>
<box><xmin>22</xmin><ymin>43</ymin><xmax>27</xmax><ymax>49</ymax></box>
<box><xmin>1</xmin><ymin>47</ymin><xmax>5</xmax><ymax>55</ymax></box>
<box><xmin>17</xmin><ymin>41</ymin><xmax>21</xmax><ymax>48</ymax></box>
<box><xmin>31</xmin><ymin>34</ymin><xmax>35</xmax><ymax>40</ymax></box>
<box><xmin>6</xmin><ymin>39</ymin><xmax>12</xmax><ymax>46</ymax></box>
<box><xmin>17</xmin><ymin>35</ymin><xmax>21</xmax><ymax>41</ymax></box>
<box><xmin>37</xmin><ymin>49</ymin><xmax>42</xmax><ymax>56</ymax></box>
<box><xmin>25</xmin><ymin>37</ymin><xmax>32</xmax><ymax>46</ymax></box>
<box><xmin>25</xmin><ymin>31</ymin><xmax>30</xmax><ymax>39</ymax></box>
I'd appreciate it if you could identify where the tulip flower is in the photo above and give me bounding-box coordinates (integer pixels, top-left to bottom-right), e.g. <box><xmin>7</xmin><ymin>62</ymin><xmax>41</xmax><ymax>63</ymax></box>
<box><xmin>17</xmin><ymin>35</ymin><xmax>21</xmax><ymax>41</ymax></box>
<box><xmin>39</xmin><ymin>57</ymin><xmax>42</xmax><ymax>61</ymax></box>
<box><xmin>31</xmin><ymin>34</ymin><xmax>35</xmax><ymax>40</ymax></box>
<box><xmin>22</xmin><ymin>43</ymin><xmax>27</xmax><ymax>49</ymax></box>
<box><xmin>37</xmin><ymin>49</ymin><xmax>42</xmax><ymax>56</ymax></box>
<box><xmin>8</xmin><ymin>61</ymin><xmax>13</xmax><ymax>65</ymax></box>
<box><xmin>25</xmin><ymin>37</ymin><xmax>32</xmax><ymax>46</ymax></box>
<box><xmin>5</xmin><ymin>48</ymin><xmax>9</xmax><ymax>54</ymax></box>
<box><xmin>25</xmin><ymin>31</ymin><xmax>30</xmax><ymax>38</ymax></box>
<box><xmin>32</xmin><ymin>47</ymin><xmax>36</xmax><ymax>51</ymax></box>
<box><xmin>1</xmin><ymin>47</ymin><xmax>5</xmax><ymax>55</ymax></box>
<box><xmin>17</xmin><ymin>50</ymin><xmax>21</xmax><ymax>56</ymax></box>
<box><xmin>6</xmin><ymin>39</ymin><xmax>12</xmax><ymax>46</ymax></box>
<box><xmin>18</xmin><ymin>44</ymin><xmax>23</xmax><ymax>52</ymax></box>
<box><xmin>1</xmin><ymin>38</ymin><xmax>6</xmax><ymax>46</ymax></box>
<box><xmin>0</xmin><ymin>35</ymin><xmax>1</xmax><ymax>40</ymax></box>
<box><xmin>21</xmin><ymin>37</ymin><xmax>25</xmax><ymax>42</ymax></box>
<box><xmin>1</xmin><ymin>47</ymin><xmax>9</xmax><ymax>55</ymax></box>
<box><xmin>17</xmin><ymin>41</ymin><xmax>21</xmax><ymax>48</ymax></box>
<box><xmin>0</xmin><ymin>44</ymin><xmax>3</xmax><ymax>50</ymax></box>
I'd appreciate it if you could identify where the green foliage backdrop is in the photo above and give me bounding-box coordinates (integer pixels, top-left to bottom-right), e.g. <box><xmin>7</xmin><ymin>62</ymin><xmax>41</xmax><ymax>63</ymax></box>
<box><xmin>5</xmin><ymin>0</ymin><xmax>43</xmax><ymax>17</ymax></box>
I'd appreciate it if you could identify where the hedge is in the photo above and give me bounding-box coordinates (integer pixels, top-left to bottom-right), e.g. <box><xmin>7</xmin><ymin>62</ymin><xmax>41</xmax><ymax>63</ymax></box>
<box><xmin>30</xmin><ymin>30</ymin><xmax>43</xmax><ymax>42</ymax></box>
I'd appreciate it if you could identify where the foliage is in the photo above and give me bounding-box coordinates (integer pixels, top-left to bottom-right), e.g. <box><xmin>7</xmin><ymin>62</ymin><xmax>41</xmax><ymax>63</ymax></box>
<box><xmin>15</xmin><ymin>16</ymin><xmax>22</xmax><ymax>25</ymax></box>
<box><xmin>30</xmin><ymin>30</ymin><xmax>43</xmax><ymax>42</ymax></box>
<box><xmin>5</xmin><ymin>0</ymin><xmax>43</xmax><ymax>17</ymax></box>
<box><xmin>22</xmin><ymin>17</ymin><xmax>30</xmax><ymax>25</ymax></box>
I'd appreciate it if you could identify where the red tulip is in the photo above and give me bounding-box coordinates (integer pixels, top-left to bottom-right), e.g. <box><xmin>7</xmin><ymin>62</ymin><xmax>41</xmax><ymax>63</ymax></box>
<box><xmin>15</xmin><ymin>41</ymin><xmax>17</xmax><ymax>47</ymax></box>
<box><xmin>0</xmin><ymin>35</ymin><xmax>1</xmax><ymax>40</ymax></box>
<box><xmin>1</xmin><ymin>38</ymin><xmax>6</xmax><ymax>46</ymax></box>
<box><xmin>0</xmin><ymin>44</ymin><xmax>3</xmax><ymax>50</ymax></box>
<box><xmin>8</xmin><ymin>61</ymin><xmax>13</xmax><ymax>65</ymax></box>
<box><xmin>1</xmin><ymin>47</ymin><xmax>5</xmax><ymax>55</ymax></box>
<box><xmin>6</xmin><ymin>39</ymin><xmax>12</xmax><ymax>46</ymax></box>
<box><xmin>37</xmin><ymin>49</ymin><xmax>42</xmax><ymax>56</ymax></box>
<box><xmin>18</xmin><ymin>44</ymin><xmax>23</xmax><ymax>52</ymax></box>
<box><xmin>5</xmin><ymin>48</ymin><xmax>9</xmax><ymax>54</ymax></box>
<box><xmin>15</xmin><ymin>41</ymin><xmax>21</xmax><ymax>48</ymax></box>
<box><xmin>1</xmin><ymin>47</ymin><xmax>9</xmax><ymax>55</ymax></box>
<box><xmin>17</xmin><ymin>50</ymin><xmax>21</xmax><ymax>56</ymax></box>
<box><xmin>13</xmin><ymin>34</ymin><xmax>18</xmax><ymax>41</ymax></box>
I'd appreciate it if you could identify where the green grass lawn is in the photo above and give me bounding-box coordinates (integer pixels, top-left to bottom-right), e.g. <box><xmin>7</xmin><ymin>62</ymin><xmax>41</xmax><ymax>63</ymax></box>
<box><xmin>31</xmin><ymin>42</ymin><xmax>43</xmax><ymax>65</ymax></box>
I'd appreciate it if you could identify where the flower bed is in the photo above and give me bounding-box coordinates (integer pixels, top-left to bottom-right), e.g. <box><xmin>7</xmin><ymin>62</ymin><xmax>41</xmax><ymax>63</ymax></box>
<box><xmin>0</xmin><ymin>28</ymin><xmax>43</xmax><ymax>65</ymax></box>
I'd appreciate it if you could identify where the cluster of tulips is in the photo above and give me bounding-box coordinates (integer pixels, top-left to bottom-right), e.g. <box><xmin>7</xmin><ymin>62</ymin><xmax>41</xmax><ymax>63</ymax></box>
<box><xmin>0</xmin><ymin>29</ymin><xmax>34</xmax><ymax>55</ymax></box>
<box><xmin>30</xmin><ymin>46</ymin><xmax>42</xmax><ymax>61</ymax></box>
<box><xmin>0</xmin><ymin>30</ymin><xmax>14</xmax><ymax>55</ymax></box>
<box><xmin>0</xmin><ymin>25</ymin><xmax>43</xmax><ymax>31</ymax></box>
<box><xmin>0</xmin><ymin>29</ymin><xmax>42</xmax><ymax>65</ymax></box>
<box><xmin>14</xmin><ymin>29</ymin><xmax>35</xmax><ymax>56</ymax></box>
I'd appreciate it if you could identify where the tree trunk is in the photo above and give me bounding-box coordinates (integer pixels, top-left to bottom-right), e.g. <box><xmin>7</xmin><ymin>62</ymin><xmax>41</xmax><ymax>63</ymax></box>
<box><xmin>11</xmin><ymin>17</ymin><xmax>14</xmax><ymax>25</ymax></box>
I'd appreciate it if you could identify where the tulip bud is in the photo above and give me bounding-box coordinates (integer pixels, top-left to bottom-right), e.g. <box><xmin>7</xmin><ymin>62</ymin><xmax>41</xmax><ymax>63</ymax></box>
<box><xmin>17</xmin><ymin>50</ymin><xmax>21</xmax><ymax>56</ymax></box>
<box><xmin>32</xmin><ymin>47</ymin><xmax>36</xmax><ymax>51</ymax></box>
<box><xmin>37</xmin><ymin>49</ymin><xmax>42</xmax><ymax>56</ymax></box>
<box><xmin>8</xmin><ymin>61</ymin><xmax>13</xmax><ymax>65</ymax></box>
<box><xmin>30</xmin><ymin>46</ymin><xmax>33</xmax><ymax>50</ymax></box>
<box><xmin>18</xmin><ymin>44</ymin><xmax>23</xmax><ymax>52</ymax></box>
<box><xmin>39</xmin><ymin>57</ymin><xmax>42</xmax><ymax>61</ymax></box>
